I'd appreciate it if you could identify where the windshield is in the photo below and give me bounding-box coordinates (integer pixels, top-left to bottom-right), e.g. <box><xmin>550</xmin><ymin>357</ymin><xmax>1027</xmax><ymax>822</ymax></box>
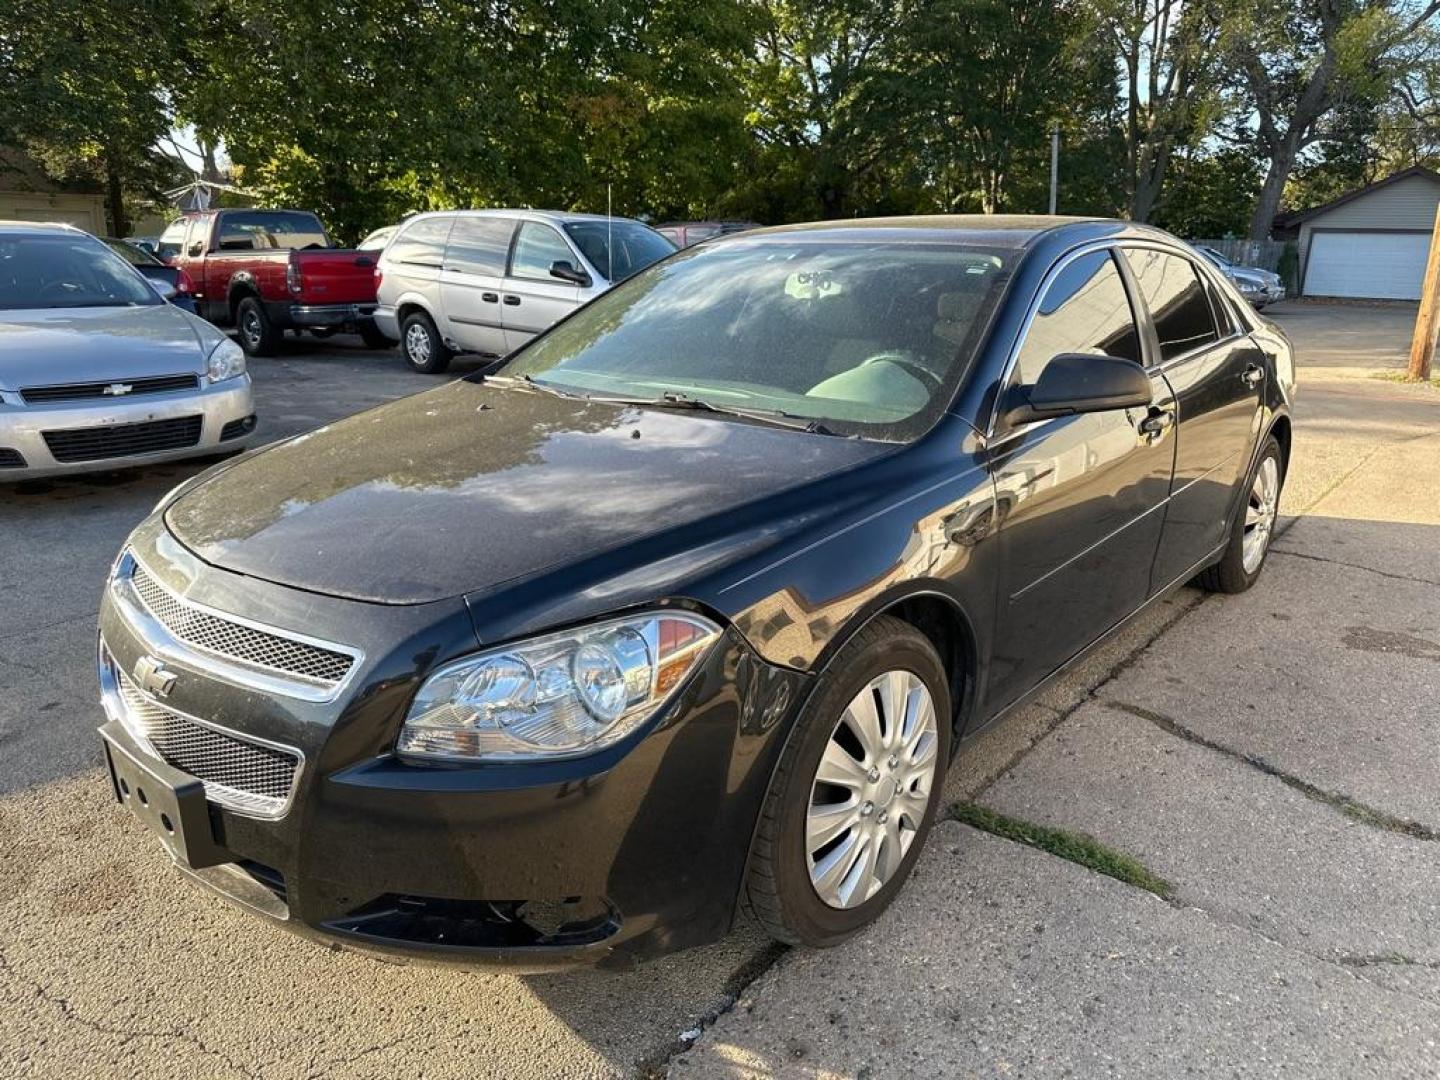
<box><xmin>563</xmin><ymin>221</ymin><xmax>676</xmax><ymax>282</ymax></box>
<box><xmin>0</xmin><ymin>234</ymin><xmax>163</xmax><ymax>310</ymax></box>
<box><xmin>501</xmin><ymin>239</ymin><xmax>1014</xmax><ymax>440</ymax></box>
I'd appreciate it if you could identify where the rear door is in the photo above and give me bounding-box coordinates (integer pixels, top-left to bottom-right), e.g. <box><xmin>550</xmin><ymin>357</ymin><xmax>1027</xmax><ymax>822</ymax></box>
<box><xmin>437</xmin><ymin>215</ymin><xmax>514</xmax><ymax>355</ymax></box>
<box><xmin>986</xmin><ymin>248</ymin><xmax>1177</xmax><ymax>711</ymax></box>
<box><xmin>500</xmin><ymin>220</ymin><xmax>582</xmax><ymax>351</ymax></box>
<box><xmin>1120</xmin><ymin>246</ymin><xmax>1265</xmax><ymax>588</ymax></box>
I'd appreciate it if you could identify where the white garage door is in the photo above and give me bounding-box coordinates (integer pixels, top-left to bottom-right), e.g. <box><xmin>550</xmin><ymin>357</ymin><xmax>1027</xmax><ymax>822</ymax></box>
<box><xmin>1305</xmin><ymin>231</ymin><xmax>1431</xmax><ymax>300</ymax></box>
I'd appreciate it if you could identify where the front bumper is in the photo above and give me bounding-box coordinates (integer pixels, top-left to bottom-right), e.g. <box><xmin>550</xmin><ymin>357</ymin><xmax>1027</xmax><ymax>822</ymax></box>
<box><xmin>0</xmin><ymin>378</ymin><xmax>254</xmax><ymax>479</ymax></box>
<box><xmin>96</xmin><ymin>521</ymin><xmax>806</xmax><ymax>969</ymax></box>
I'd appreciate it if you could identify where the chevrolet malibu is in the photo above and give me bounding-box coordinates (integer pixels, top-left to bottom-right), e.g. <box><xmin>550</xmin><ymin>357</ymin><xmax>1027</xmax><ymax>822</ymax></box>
<box><xmin>97</xmin><ymin>217</ymin><xmax>1293</xmax><ymax>968</ymax></box>
<box><xmin>1</xmin><ymin>223</ymin><xmax>254</xmax><ymax>478</ymax></box>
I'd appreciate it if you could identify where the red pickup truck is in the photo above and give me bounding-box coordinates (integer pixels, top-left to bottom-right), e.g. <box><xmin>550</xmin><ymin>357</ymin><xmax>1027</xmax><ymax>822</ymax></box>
<box><xmin>157</xmin><ymin>209</ymin><xmax>387</xmax><ymax>355</ymax></box>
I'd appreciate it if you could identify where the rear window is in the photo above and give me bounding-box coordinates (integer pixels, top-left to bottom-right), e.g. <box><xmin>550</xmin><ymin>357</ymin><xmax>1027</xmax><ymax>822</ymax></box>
<box><xmin>564</xmin><ymin>221</ymin><xmax>676</xmax><ymax>282</ymax></box>
<box><xmin>388</xmin><ymin>215</ymin><xmax>453</xmax><ymax>267</ymax></box>
<box><xmin>217</xmin><ymin>211</ymin><xmax>328</xmax><ymax>252</ymax></box>
<box><xmin>1123</xmin><ymin>249</ymin><xmax>1220</xmax><ymax>361</ymax></box>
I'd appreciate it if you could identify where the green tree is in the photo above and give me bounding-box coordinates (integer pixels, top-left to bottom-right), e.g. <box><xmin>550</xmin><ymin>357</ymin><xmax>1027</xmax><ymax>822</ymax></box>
<box><xmin>1152</xmin><ymin>148</ymin><xmax>1264</xmax><ymax>236</ymax></box>
<box><xmin>0</xmin><ymin>0</ymin><xmax>195</xmax><ymax>235</ymax></box>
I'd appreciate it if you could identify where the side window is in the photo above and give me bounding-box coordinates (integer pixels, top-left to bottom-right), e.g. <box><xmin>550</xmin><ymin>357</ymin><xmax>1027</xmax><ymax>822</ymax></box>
<box><xmin>156</xmin><ymin>220</ymin><xmax>188</xmax><ymax>259</ymax></box>
<box><xmin>1123</xmin><ymin>249</ymin><xmax>1221</xmax><ymax>361</ymax></box>
<box><xmin>445</xmin><ymin>216</ymin><xmax>513</xmax><ymax>275</ymax></box>
<box><xmin>388</xmin><ymin>216</ymin><xmax>453</xmax><ymax>267</ymax></box>
<box><xmin>509</xmin><ymin>222</ymin><xmax>573</xmax><ymax>280</ymax></box>
<box><xmin>184</xmin><ymin>216</ymin><xmax>212</xmax><ymax>255</ymax></box>
<box><xmin>1014</xmin><ymin>250</ymin><xmax>1141</xmax><ymax>386</ymax></box>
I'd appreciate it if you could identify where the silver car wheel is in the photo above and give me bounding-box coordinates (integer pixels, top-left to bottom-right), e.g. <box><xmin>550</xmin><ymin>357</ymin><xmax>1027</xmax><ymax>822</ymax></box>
<box><xmin>1242</xmin><ymin>455</ymin><xmax>1280</xmax><ymax>573</ymax></box>
<box><xmin>405</xmin><ymin>323</ymin><xmax>432</xmax><ymax>365</ymax></box>
<box><xmin>240</xmin><ymin>308</ymin><xmax>262</xmax><ymax>349</ymax></box>
<box><xmin>806</xmin><ymin>670</ymin><xmax>938</xmax><ymax>910</ymax></box>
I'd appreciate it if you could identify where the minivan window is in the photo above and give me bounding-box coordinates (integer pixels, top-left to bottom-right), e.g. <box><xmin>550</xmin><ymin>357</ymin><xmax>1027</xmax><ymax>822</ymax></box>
<box><xmin>509</xmin><ymin>222</ymin><xmax>574</xmax><ymax>281</ymax></box>
<box><xmin>1014</xmin><ymin>250</ymin><xmax>1140</xmax><ymax>385</ymax></box>
<box><xmin>501</xmin><ymin>239</ymin><xmax>1014</xmax><ymax>439</ymax></box>
<box><xmin>217</xmin><ymin>211</ymin><xmax>328</xmax><ymax>251</ymax></box>
<box><xmin>564</xmin><ymin>220</ymin><xmax>675</xmax><ymax>282</ymax></box>
<box><xmin>445</xmin><ymin>215</ymin><xmax>513</xmax><ymax>276</ymax></box>
<box><xmin>389</xmin><ymin>216</ymin><xmax>453</xmax><ymax>267</ymax></box>
<box><xmin>1123</xmin><ymin>249</ymin><xmax>1220</xmax><ymax>361</ymax></box>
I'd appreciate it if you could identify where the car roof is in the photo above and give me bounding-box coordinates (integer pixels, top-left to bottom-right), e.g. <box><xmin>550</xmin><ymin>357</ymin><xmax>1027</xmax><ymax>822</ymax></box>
<box><xmin>406</xmin><ymin>208</ymin><xmax>650</xmax><ymax>228</ymax></box>
<box><xmin>0</xmin><ymin>220</ymin><xmax>89</xmax><ymax>237</ymax></box>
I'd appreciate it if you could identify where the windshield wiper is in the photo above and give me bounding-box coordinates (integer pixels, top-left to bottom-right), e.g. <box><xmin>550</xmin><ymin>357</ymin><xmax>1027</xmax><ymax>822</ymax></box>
<box><xmin>482</xmin><ymin>373</ymin><xmax>582</xmax><ymax>399</ymax></box>
<box><xmin>585</xmin><ymin>390</ymin><xmax>840</xmax><ymax>435</ymax></box>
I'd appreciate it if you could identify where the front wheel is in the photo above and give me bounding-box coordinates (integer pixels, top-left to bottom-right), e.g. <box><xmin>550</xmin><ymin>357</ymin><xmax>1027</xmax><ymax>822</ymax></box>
<box><xmin>1196</xmin><ymin>434</ymin><xmax>1283</xmax><ymax>594</ymax></box>
<box><xmin>743</xmin><ymin>615</ymin><xmax>951</xmax><ymax>947</ymax></box>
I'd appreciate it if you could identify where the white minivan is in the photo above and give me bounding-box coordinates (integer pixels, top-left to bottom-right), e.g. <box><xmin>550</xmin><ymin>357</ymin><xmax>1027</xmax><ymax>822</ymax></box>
<box><xmin>373</xmin><ymin>209</ymin><xmax>676</xmax><ymax>373</ymax></box>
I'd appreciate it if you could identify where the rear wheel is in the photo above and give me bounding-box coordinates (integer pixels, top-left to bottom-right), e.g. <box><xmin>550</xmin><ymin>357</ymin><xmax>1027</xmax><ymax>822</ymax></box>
<box><xmin>236</xmin><ymin>296</ymin><xmax>281</xmax><ymax>357</ymax></box>
<box><xmin>743</xmin><ymin>615</ymin><xmax>951</xmax><ymax>947</ymax></box>
<box><xmin>1196</xmin><ymin>434</ymin><xmax>1283</xmax><ymax>593</ymax></box>
<box><xmin>401</xmin><ymin>310</ymin><xmax>452</xmax><ymax>374</ymax></box>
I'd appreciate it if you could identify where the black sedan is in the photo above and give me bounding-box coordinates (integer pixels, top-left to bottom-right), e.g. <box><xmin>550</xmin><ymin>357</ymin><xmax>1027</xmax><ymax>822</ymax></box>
<box><xmin>95</xmin><ymin>216</ymin><xmax>1293</xmax><ymax>968</ymax></box>
<box><xmin>103</xmin><ymin>236</ymin><xmax>197</xmax><ymax>313</ymax></box>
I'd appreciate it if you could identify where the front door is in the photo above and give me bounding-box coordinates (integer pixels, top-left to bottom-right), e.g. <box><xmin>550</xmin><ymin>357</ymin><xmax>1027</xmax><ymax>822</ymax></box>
<box><xmin>986</xmin><ymin>248</ymin><xmax>1177</xmax><ymax>712</ymax></box>
<box><xmin>501</xmin><ymin>221</ymin><xmax>582</xmax><ymax>352</ymax></box>
<box><xmin>1120</xmin><ymin>247</ymin><xmax>1265</xmax><ymax>588</ymax></box>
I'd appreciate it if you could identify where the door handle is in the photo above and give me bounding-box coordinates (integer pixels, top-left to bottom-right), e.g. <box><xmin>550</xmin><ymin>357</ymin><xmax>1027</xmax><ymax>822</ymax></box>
<box><xmin>1241</xmin><ymin>364</ymin><xmax>1264</xmax><ymax>387</ymax></box>
<box><xmin>1138</xmin><ymin>409</ymin><xmax>1174</xmax><ymax>437</ymax></box>
<box><xmin>503</xmin><ymin>295</ymin><xmax>521</xmax><ymax>306</ymax></box>
<box><xmin>481</xmin><ymin>292</ymin><xmax>498</xmax><ymax>303</ymax></box>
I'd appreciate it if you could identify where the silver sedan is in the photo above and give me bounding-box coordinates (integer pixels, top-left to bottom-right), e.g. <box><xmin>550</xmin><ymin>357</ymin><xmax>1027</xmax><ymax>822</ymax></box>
<box><xmin>0</xmin><ymin>223</ymin><xmax>255</xmax><ymax>479</ymax></box>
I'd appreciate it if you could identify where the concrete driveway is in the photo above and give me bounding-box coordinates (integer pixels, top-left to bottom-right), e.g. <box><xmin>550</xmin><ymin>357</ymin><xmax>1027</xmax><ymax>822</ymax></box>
<box><xmin>3</xmin><ymin>306</ymin><xmax>1439</xmax><ymax>1078</ymax></box>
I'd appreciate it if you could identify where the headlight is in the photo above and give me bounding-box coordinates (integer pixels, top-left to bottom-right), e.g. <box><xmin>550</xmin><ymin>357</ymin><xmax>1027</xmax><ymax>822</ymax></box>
<box><xmin>398</xmin><ymin>611</ymin><xmax>722</xmax><ymax>762</ymax></box>
<box><xmin>206</xmin><ymin>338</ymin><xmax>246</xmax><ymax>383</ymax></box>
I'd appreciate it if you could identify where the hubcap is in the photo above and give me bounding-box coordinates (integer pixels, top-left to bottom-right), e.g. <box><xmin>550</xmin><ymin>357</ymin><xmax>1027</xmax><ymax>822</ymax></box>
<box><xmin>241</xmin><ymin>311</ymin><xmax>260</xmax><ymax>347</ymax></box>
<box><xmin>806</xmin><ymin>670</ymin><xmax>939</xmax><ymax>910</ymax></box>
<box><xmin>405</xmin><ymin>323</ymin><xmax>431</xmax><ymax>365</ymax></box>
<box><xmin>1242</xmin><ymin>456</ymin><xmax>1280</xmax><ymax>573</ymax></box>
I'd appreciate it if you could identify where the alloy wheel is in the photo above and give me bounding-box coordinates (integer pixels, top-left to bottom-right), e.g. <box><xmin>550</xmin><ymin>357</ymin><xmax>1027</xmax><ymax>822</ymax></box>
<box><xmin>405</xmin><ymin>323</ymin><xmax>432</xmax><ymax>366</ymax></box>
<box><xmin>241</xmin><ymin>310</ymin><xmax>261</xmax><ymax>349</ymax></box>
<box><xmin>1242</xmin><ymin>455</ymin><xmax>1280</xmax><ymax>573</ymax></box>
<box><xmin>806</xmin><ymin>669</ymin><xmax>939</xmax><ymax>909</ymax></box>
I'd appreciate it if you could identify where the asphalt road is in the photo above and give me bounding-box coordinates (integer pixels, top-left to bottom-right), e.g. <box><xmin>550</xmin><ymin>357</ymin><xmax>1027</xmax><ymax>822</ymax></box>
<box><xmin>3</xmin><ymin>308</ymin><xmax>1439</xmax><ymax>1078</ymax></box>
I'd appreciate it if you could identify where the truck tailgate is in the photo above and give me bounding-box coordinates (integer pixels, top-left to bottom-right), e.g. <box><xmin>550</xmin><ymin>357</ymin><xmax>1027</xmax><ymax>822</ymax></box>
<box><xmin>290</xmin><ymin>249</ymin><xmax>378</xmax><ymax>305</ymax></box>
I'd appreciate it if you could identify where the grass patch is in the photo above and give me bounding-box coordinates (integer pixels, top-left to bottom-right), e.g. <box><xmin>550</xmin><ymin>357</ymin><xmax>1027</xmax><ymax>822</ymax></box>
<box><xmin>1371</xmin><ymin>371</ymin><xmax>1440</xmax><ymax>389</ymax></box>
<box><xmin>952</xmin><ymin>801</ymin><xmax>1174</xmax><ymax>899</ymax></box>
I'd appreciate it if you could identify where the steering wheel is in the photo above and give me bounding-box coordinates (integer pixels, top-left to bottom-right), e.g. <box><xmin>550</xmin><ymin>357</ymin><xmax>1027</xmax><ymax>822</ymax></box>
<box><xmin>861</xmin><ymin>352</ymin><xmax>944</xmax><ymax>394</ymax></box>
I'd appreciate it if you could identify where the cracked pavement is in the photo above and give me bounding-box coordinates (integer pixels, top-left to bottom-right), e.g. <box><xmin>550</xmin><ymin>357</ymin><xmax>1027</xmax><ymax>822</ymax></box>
<box><xmin>4</xmin><ymin>305</ymin><xmax>1440</xmax><ymax>1078</ymax></box>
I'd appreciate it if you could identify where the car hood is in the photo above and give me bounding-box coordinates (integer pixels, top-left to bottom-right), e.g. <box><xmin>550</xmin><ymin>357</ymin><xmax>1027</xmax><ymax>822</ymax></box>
<box><xmin>164</xmin><ymin>380</ymin><xmax>891</xmax><ymax>604</ymax></box>
<box><xmin>1230</xmin><ymin>266</ymin><xmax>1281</xmax><ymax>287</ymax></box>
<box><xmin>0</xmin><ymin>304</ymin><xmax>220</xmax><ymax>389</ymax></box>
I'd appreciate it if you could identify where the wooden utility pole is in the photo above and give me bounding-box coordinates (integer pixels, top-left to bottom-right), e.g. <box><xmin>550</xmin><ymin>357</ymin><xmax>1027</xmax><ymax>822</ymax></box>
<box><xmin>1407</xmin><ymin>202</ymin><xmax>1440</xmax><ymax>381</ymax></box>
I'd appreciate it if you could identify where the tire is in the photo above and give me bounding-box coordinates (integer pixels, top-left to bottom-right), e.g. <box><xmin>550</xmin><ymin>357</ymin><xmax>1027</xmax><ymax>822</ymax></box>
<box><xmin>235</xmin><ymin>296</ymin><xmax>282</xmax><ymax>357</ymax></box>
<box><xmin>358</xmin><ymin>321</ymin><xmax>392</xmax><ymax>350</ymax></box>
<box><xmin>743</xmin><ymin>615</ymin><xmax>952</xmax><ymax>947</ymax></box>
<box><xmin>1196</xmin><ymin>434</ymin><xmax>1283</xmax><ymax>594</ymax></box>
<box><xmin>400</xmin><ymin>310</ymin><xmax>452</xmax><ymax>374</ymax></box>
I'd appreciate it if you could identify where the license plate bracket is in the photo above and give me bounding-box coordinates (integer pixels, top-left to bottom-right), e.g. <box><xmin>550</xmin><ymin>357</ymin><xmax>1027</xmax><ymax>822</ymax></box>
<box><xmin>101</xmin><ymin>719</ymin><xmax>230</xmax><ymax>869</ymax></box>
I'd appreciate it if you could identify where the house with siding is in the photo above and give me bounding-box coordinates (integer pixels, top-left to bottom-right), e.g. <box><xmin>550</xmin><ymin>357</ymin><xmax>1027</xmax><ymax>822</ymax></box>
<box><xmin>1286</xmin><ymin>166</ymin><xmax>1440</xmax><ymax>301</ymax></box>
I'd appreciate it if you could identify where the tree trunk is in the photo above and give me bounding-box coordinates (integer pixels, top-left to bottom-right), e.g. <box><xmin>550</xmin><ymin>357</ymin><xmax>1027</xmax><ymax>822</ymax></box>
<box><xmin>105</xmin><ymin>160</ymin><xmax>128</xmax><ymax>238</ymax></box>
<box><xmin>1248</xmin><ymin>138</ymin><xmax>1298</xmax><ymax>241</ymax></box>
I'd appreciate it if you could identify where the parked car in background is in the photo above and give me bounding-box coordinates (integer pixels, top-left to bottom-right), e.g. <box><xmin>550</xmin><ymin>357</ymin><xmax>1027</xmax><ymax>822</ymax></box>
<box><xmin>374</xmin><ymin>210</ymin><xmax>676</xmax><ymax>372</ymax></box>
<box><xmin>1196</xmin><ymin>245</ymin><xmax>1285</xmax><ymax>308</ymax></box>
<box><xmin>103</xmin><ymin>237</ymin><xmax>197</xmax><ymax>313</ymax></box>
<box><xmin>96</xmin><ymin>217</ymin><xmax>1293</xmax><ymax>967</ymax></box>
<box><xmin>0</xmin><ymin>223</ymin><xmax>254</xmax><ymax>479</ymax></box>
<box><xmin>157</xmin><ymin>209</ymin><xmax>388</xmax><ymax>355</ymax></box>
<box><xmin>654</xmin><ymin>220</ymin><xmax>761</xmax><ymax>248</ymax></box>
<box><xmin>128</xmin><ymin>236</ymin><xmax>161</xmax><ymax>257</ymax></box>
<box><xmin>358</xmin><ymin>225</ymin><xmax>398</xmax><ymax>251</ymax></box>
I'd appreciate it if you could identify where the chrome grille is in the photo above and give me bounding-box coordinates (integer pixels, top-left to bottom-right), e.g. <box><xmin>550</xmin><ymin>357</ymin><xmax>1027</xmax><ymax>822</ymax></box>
<box><xmin>21</xmin><ymin>373</ymin><xmax>199</xmax><ymax>403</ymax></box>
<box><xmin>130</xmin><ymin>561</ymin><xmax>355</xmax><ymax>687</ymax></box>
<box><xmin>114</xmin><ymin>665</ymin><xmax>300</xmax><ymax>817</ymax></box>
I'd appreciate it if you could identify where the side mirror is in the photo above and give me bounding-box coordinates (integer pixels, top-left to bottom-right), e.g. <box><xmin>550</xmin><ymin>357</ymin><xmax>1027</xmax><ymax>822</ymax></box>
<box><xmin>1004</xmin><ymin>353</ymin><xmax>1151</xmax><ymax>426</ymax></box>
<box><xmin>136</xmin><ymin>266</ymin><xmax>179</xmax><ymax>301</ymax></box>
<box><xmin>187</xmin><ymin>241</ymin><xmax>204</xmax><ymax>258</ymax></box>
<box><xmin>549</xmin><ymin>259</ymin><xmax>591</xmax><ymax>286</ymax></box>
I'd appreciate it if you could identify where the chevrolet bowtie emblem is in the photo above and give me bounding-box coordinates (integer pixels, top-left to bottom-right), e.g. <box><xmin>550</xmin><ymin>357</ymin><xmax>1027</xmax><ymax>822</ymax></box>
<box><xmin>133</xmin><ymin>655</ymin><xmax>177</xmax><ymax>699</ymax></box>
<box><xmin>103</xmin><ymin>383</ymin><xmax>134</xmax><ymax>396</ymax></box>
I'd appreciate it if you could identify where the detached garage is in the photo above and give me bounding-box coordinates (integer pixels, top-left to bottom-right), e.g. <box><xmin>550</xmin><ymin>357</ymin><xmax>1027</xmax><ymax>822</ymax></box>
<box><xmin>1294</xmin><ymin>167</ymin><xmax>1440</xmax><ymax>300</ymax></box>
